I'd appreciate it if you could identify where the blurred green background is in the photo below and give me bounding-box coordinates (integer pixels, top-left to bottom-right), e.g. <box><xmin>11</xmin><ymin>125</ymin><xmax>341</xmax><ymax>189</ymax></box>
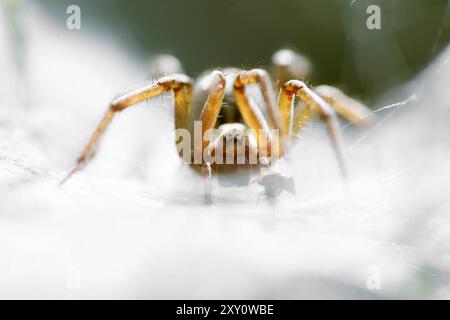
<box><xmin>37</xmin><ymin>0</ymin><xmax>450</xmax><ymax>101</ymax></box>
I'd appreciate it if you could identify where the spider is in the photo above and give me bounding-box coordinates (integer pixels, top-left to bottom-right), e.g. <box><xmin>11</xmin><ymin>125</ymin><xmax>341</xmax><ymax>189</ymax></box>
<box><xmin>61</xmin><ymin>49</ymin><xmax>372</xmax><ymax>197</ymax></box>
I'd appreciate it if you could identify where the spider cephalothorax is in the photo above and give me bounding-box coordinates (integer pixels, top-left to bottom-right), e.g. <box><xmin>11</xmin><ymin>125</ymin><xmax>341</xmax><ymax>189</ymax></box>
<box><xmin>61</xmin><ymin>49</ymin><xmax>371</xmax><ymax>196</ymax></box>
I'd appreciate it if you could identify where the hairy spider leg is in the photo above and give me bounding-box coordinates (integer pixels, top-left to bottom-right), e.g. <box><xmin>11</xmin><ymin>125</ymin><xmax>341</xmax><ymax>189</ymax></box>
<box><xmin>60</xmin><ymin>74</ymin><xmax>193</xmax><ymax>185</ymax></box>
<box><xmin>314</xmin><ymin>85</ymin><xmax>374</xmax><ymax>127</ymax></box>
<box><xmin>278</xmin><ymin>80</ymin><xmax>347</xmax><ymax>178</ymax></box>
<box><xmin>197</xmin><ymin>71</ymin><xmax>227</xmax><ymax>151</ymax></box>
<box><xmin>233</xmin><ymin>69</ymin><xmax>282</xmax><ymax>161</ymax></box>
<box><xmin>234</xmin><ymin>69</ymin><xmax>281</xmax><ymax>131</ymax></box>
<box><xmin>194</xmin><ymin>70</ymin><xmax>226</xmax><ymax>201</ymax></box>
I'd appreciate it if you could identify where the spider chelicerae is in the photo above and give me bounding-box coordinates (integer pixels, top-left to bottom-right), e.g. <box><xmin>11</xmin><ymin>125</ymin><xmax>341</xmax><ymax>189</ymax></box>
<box><xmin>61</xmin><ymin>49</ymin><xmax>372</xmax><ymax>197</ymax></box>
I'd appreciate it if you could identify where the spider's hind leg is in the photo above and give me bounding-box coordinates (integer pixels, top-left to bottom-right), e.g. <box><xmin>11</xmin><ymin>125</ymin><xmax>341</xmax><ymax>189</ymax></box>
<box><xmin>314</xmin><ymin>85</ymin><xmax>374</xmax><ymax>127</ymax></box>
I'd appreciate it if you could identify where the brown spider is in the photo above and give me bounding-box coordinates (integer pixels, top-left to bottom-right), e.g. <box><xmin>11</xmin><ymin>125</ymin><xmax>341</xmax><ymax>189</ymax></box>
<box><xmin>61</xmin><ymin>49</ymin><xmax>371</xmax><ymax>196</ymax></box>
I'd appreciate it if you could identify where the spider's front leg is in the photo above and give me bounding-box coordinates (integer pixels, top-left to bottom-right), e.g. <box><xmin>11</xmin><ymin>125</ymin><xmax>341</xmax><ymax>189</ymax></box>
<box><xmin>232</xmin><ymin>69</ymin><xmax>296</xmax><ymax>195</ymax></box>
<box><xmin>279</xmin><ymin>80</ymin><xmax>347</xmax><ymax>177</ymax></box>
<box><xmin>195</xmin><ymin>71</ymin><xmax>227</xmax><ymax>202</ymax></box>
<box><xmin>232</xmin><ymin>68</ymin><xmax>282</xmax><ymax>159</ymax></box>
<box><xmin>60</xmin><ymin>74</ymin><xmax>193</xmax><ymax>184</ymax></box>
<box><xmin>271</xmin><ymin>49</ymin><xmax>373</xmax><ymax>130</ymax></box>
